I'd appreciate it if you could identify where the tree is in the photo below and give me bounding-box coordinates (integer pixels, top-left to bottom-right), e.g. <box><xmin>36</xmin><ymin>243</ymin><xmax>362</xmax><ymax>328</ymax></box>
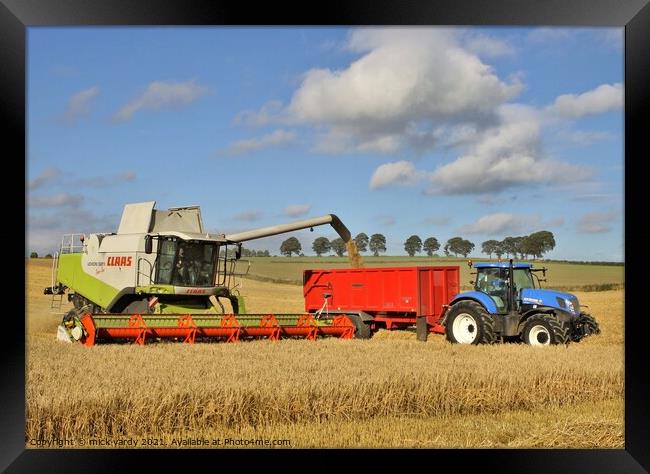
<box><xmin>369</xmin><ymin>233</ymin><xmax>387</xmax><ymax>256</ymax></box>
<box><xmin>423</xmin><ymin>237</ymin><xmax>440</xmax><ymax>257</ymax></box>
<box><xmin>45</xmin><ymin>254</ymin><xmax>53</xmax><ymax>259</ymax></box>
<box><xmin>512</xmin><ymin>236</ymin><xmax>525</xmax><ymax>259</ymax></box>
<box><xmin>354</xmin><ymin>233</ymin><xmax>369</xmax><ymax>253</ymax></box>
<box><xmin>445</xmin><ymin>237</ymin><xmax>475</xmax><ymax>258</ymax></box>
<box><xmin>30</xmin><ymin>252</ymin><xmax>38</xmax><ymax>258</ymax></box>
<box><xmin>501</xmin><ymin>237</ymin><xmax>516</xmax><ymax>258</ymax></box>
<box><xmin>404</xmin><ymin>235</ymin><xmax>423</xmax><ymax>257</ymax></box>
<box><xmin>481</xmin><ymin>240</ymin><xmax>501</xmax><ymax>259</ymax></box>
<box><xmin>524</xmin><ymin>231</ymin><xmax>556</xmax><ymax>259</ymax></box>
<box><xmin>280</xmin><ymin>237</ymin><xmax>301</xmax><ymax>257</ymax></box>
<box><xmin>312</xmin><ymin>237</ymin><xmax>331</xmax><ymax>256</ymax></box>
<box><xmin>330</xmin><ymin>238</ymin><xmax>346</xmax><ymax>257</ymax></box>
<box><xmin>494</xmin><ymin>242</ymin><xmax>504</xmax><ymax>260</ymax></box>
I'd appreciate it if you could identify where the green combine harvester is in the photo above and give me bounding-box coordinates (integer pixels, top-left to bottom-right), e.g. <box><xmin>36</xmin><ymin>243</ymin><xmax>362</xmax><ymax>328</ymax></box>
<box><xmin>44</xmin><ymin>201</ymin><xmax>357</xmax><ymax>345</ymax></box>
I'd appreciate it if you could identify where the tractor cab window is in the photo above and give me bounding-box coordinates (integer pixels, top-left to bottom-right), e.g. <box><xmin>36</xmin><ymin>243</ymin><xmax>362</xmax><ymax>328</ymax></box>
<box><xmin>513</xmin><ymin>268</ymin><xmax>535</xmax><ymax>291</ymax></box>
<box><xmin>476</xmin><ymin>267</ymin><xmax>507</xmax><ymax>310</ymax></box>
<box><xmin>155</xmin><ymin>238</ymin><xmax>217</xmax><ymax>287</ymax></box>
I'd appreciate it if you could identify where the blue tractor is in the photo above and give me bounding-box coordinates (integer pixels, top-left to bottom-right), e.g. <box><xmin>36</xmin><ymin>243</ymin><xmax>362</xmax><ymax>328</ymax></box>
<box><xmin>443</xmin><ymin>260</ymin><xmax>600</xmax><ymax>345</ymax></box>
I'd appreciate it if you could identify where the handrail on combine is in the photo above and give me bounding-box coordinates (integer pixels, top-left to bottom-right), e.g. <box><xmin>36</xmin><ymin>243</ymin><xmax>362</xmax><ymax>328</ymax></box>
<box><xmin>136</xmin><ymin>257</ymin><xmax>154</xmax><ymax>287</ymax></box>
<box><xmin>59</xmin><ymin>234</ymin><xmax>86</xmax><ymax>254</ymax></box>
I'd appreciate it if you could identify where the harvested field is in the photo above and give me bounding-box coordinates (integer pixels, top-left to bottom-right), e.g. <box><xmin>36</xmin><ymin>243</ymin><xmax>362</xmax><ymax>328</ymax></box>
<box><xmin>25</xmin><ymin>258</ymin><xmax>624</xmax><ymax>448</ymax></box>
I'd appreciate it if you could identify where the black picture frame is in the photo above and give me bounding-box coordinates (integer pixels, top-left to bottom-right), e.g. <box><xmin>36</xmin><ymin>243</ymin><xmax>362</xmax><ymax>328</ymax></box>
<box><xmin>5</xmin><ymin>0</ymin><xmax>648</xmax><ymax>471</ymax></box>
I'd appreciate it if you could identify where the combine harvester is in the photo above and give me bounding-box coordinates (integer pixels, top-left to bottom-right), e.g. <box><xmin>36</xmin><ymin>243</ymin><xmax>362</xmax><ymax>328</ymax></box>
<box><xmin>44</xmin><ymin>201</ymin><xmax>357</xmax><ymax>345</ymax></box>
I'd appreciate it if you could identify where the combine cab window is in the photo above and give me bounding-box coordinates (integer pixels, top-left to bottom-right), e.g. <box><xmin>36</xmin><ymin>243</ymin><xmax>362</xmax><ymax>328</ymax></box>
<box><xmin>155</xmin><ymin>238</ymin><xmax>217</xmax><ymax>287</ymax></box>
<box><xmin>156</xmin><ymin>239</ymin><xmax>177</xmax><ymax>284</ymax></box>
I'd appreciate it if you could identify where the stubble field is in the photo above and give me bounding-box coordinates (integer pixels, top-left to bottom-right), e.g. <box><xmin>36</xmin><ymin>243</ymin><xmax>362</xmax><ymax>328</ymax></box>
<box><xmin>25</xmin><ymin>258</ymin><xmax>624</xmax><ymax>448</ymax></box>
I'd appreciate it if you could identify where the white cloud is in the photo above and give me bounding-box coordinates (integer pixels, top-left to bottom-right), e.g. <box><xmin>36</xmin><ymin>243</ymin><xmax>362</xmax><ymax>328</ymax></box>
<box><xmin>426</xmin><ymin>105</ymin><xmax>592</xmax><ymax>194</ymax></box>
<box><xmin>27</xmin><ymin>207</ymin><xmax>118</xmax><ymax>255</ymax></box>
<box><xmin>29</xmin><ymin>167</ymin><xmax>61</xmax><ymax>190</ymax></box>
<box><xmin>422</xmin><ymin>216</ymin><xmax>451</xmax><ymax>226</ymax></box>
<box><xmin>462</xmin><ymin>32</ymin><xmax>516</xmax><ymax>58</ymax></box>
<box><xmin>63</xmin><ymin>86</ymin><xmax>99</xmax><ymax>122</ymax></box>
<box><xmin>576</xmin><ymin>211</ymin><xmax>619</xmax><ymax>234</ymax></box>
<box><xmin>234</xmin><ymin>100</ymin><xmax>285</xmax><ymax>126</ymax></box>
<box><xmin>596</xmin><ymin>29</ymin><xmax>623</xmax><ymax>50</ymax></box>
<box><xmin>113</xmin><ymin>80</ymin><xmax>208</xmax><ymax>122</ymax></box>
<box><xmin>459</xmin><ymin>212</ymin><xmax>564</xmax><ymax>235</ymax></box>
<box><xmin>226</xmin><ymin>129</ymin><xmax>296</xmax><ymax>155</ymax></box>
<box><xmin>240</xmin><ymin>28</ymin><xmax>521</xmax><ymax>154</ymax></box>
<box><xmin>563</xmin><ymin>130</ymin><xmax>613</xmax><ymax>146</ymax></box>
<box><xmin>376</xmin><ymin>215</ymin><xmax>396</xmax><ymax>226</ymax></box>
<box><xmin>29</xmin><ymin>193</ymin><xmax>84</xmax><ymax>208</ymax></box>
<box><xmin>284</xmin><ymin>204</ymin><xmax>311</xmax><ymax>217</ymax></box>
<box><xmin>233</xmin><ymin>210</ymin><xmax>263</xmax><ymax>222</ymax></box>
<box><xmin>459</xmin><ymin>213</ymin><xmax>522</xmax><ymax>235</ymax></box>
<box><xmin>369</xmin><ymin>161</ymin><xmax>428</xmax><ymax>190</ymax></box>
<box><xmin>546</xmin><ymin>83</ymin><xmax>623</xmax><ymax>119</ymax></box>
<box><xmin>527</xmin><ymin>28</ymin><xmax>571</xmax><ymax>43</ymax></box>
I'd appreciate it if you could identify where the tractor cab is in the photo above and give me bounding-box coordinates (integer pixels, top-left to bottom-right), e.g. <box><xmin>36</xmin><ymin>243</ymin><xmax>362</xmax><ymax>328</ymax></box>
<box><xmin>473</xmin><ymin>262</ymin><xmax>536</xmax><ymax>312</ymax></box>
<box><xmin>445</xmin><ymin>260</ymin><xmax>600</xmax><ymax>345</ymax></box>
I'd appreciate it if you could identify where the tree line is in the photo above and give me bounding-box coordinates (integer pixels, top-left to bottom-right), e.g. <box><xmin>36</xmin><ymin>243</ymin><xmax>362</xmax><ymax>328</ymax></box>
<box><xmin>277</xmin><ymin>230</ymin><xmax>556</xmax><ymax>259</ymax></box>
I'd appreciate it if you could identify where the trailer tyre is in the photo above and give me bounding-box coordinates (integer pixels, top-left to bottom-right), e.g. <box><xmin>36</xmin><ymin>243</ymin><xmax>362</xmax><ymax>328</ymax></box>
<box><xmin>445</xmin><ymin>300</ymin><xmax>496</xmax><ymax>345</ymax></box>
<box><xmin>522</xmin><ymin>314</ymin><xmax>569</xmax><ymax>346</ymax></box>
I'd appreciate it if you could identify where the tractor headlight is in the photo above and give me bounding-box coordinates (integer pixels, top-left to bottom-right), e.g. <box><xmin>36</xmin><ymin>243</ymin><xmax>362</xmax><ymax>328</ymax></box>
<box><xmin>565</xmin><ymin>299</ymin><xmax>575</xmax><ymax>313</ymax></box>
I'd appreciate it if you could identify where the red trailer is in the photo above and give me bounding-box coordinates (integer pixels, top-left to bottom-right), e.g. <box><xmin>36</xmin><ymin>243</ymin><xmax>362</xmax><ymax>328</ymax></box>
<box><xmin>303</xmin><ymin>266</ymin><xmax>460</xmax><ymax>337</ymax></box>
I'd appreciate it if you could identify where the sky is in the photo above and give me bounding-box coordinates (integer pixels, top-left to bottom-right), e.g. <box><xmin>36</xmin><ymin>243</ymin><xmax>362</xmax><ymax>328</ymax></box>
<box><xmin>26</xmin><ymin>27</ymin><xmax>624</xmax><ymax>261</ymax></box>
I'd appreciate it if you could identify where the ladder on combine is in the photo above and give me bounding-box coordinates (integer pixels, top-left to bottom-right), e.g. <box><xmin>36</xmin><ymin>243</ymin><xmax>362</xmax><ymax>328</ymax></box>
<box><xmin>48</xmin><ymin>252</ymin><xmax>64</xmax><ymax>312</ymax></box>
<box><xmin>48</xmin><ymin>234</ymin><xmax>86</xmax><ymax>313</ymax></box>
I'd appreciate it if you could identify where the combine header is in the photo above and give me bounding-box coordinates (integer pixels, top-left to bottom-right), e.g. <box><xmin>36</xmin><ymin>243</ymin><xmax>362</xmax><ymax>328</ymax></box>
<box><xmin>45</xmin><ymin>201</ymin><xmax>356</xmax><ymax>345</ymax></box>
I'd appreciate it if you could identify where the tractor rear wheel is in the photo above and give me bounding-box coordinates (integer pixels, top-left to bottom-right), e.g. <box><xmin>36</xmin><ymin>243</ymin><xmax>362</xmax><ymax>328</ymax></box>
<box><xmin>522</xmin><ymin>314</ymin><xmax>569</xmax><ymax>346</ymax></box>
<box><xmin>445</xmin><ymin>300</ymin><xmax>496</xmax><ymax>345</ymax></box>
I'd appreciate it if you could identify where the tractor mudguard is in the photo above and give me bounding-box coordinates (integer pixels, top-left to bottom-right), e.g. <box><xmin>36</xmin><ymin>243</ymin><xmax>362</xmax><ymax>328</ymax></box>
<box><xmin>449</xmin><ymin>291</ymin><xmax>499</xmax><ymax>314</ymax></box>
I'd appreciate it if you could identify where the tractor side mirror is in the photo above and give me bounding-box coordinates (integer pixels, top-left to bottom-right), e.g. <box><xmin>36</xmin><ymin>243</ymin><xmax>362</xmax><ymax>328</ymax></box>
<box><xmin>144</xmin><ymin>235</ymin><xmax>153</xmax><ymax>254</ymax></box>
<box><xmin>235</xmin><ymin>244</ymin><xmax>242</xmax><ymax>260</ymax></box>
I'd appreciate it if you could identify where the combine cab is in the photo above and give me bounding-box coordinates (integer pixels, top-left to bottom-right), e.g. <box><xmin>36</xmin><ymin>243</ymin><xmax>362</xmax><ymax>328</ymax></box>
<box><xmin>44</xmin><ymin>201</ymin><xmax>356</xmax><ymax>345</ymax></box>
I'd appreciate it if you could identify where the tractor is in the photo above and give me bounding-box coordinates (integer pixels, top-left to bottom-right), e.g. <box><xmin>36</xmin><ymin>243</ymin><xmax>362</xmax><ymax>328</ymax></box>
<box><xmin>443</xmin><ymin>260</ymin><xmax>600</xmax><ymax>345</ymax></box>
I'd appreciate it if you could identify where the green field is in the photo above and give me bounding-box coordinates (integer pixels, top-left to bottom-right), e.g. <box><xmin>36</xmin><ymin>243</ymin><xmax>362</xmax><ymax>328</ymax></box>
<box><xmin>233</xmin><ymin>256</ymin><xmax>624</xmax><ymax>291</ymax></box>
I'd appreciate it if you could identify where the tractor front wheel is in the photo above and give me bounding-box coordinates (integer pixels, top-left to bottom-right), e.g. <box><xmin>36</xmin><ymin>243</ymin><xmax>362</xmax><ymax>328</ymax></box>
<box><xmin>445</xmin><ymin>301</ymin><xmax>496</xmax><ymax>345</ymax></box>
<box><xmin>570</xmin><ymin>313</ymin><xmax>601</xmax><ymax>342</ymax></box>
<box><xmin>521</xmin><ymin>314</ymin><xmax>569</xmax><ymax>346</ymax></box>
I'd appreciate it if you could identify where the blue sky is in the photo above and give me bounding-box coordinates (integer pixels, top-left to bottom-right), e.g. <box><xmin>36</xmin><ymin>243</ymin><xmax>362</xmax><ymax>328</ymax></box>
<box><xmin>27</xmin><ymin>27</ymin><xmax>623</xmax><ymax>260</ymax></box>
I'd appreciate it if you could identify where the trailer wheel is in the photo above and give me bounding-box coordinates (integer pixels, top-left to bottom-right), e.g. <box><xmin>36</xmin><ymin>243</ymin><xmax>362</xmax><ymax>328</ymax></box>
<box><xmin>522</xmin><ymin>314</ymin><xmax>569</xmax><ymax>346</ymax></box>
<box><xmin>445</xmin><ymin>301</ymin><xmax>496</xmax><ymax>345</ymax></box>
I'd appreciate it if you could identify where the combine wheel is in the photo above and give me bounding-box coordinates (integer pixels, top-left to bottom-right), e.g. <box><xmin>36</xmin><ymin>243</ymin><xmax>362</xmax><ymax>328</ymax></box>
<box><xmin>522</xmin><ymin>314</ymin><xmax>569</xmax><ymax>346</ymax></box>
<box><xmin>346</xmin><ymin>314</ymin><xmax>372</xmax><ymax>339</ymax></box>
<box><xmin>445</xmin><ymin>301</ymin><xmax>496</xmax><ymax>345</ymax></box>
<box><xmin>122</xmin><ymin>298</ymin><xmax>152</xmax><ymax>314</ymax></box>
